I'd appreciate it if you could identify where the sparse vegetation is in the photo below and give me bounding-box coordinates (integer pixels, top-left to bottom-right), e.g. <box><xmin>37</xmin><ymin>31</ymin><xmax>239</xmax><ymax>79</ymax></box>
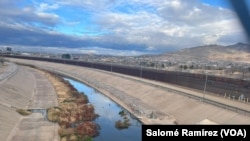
<box><xmin>77</xmin><ymin>136</ymin><xmax>93</xmax><ymax>141</ymax></box>
<box><xmin>115</xmin><ymin>120</ymin><xmax>130</xmax><ymax>129</ymax></box>
<box><xmin>58</xmin><ymin>128</ymin><xmax>75</xmax><ymax>137</ymax></box>
<box><xmin>44</xmin><ymin>71</ymin><xmax>99</xmax><ymax>141</ymax></box>
<box><xmin>118</xmin><ymin>110</ymin><xmax>126</xmax><ymax>116</ymax></box>
<box><xmin>76</xmin><ymin>122</ymin><xmax>99</xmax><ymax>137</ymax></box>
<box><xmin>115</xmin><ymin>110</ymin><xmax>131</xmax><ymax>129</ymax></box>
<box><xmin>16</xmin><ymin>109</ymin><xmax>32</xmax><ymax>116</ymax></box>
<box><xmin>47</xmin><ymin>107</ymin><xmax>62</xmax><ymax>122</ymax></box>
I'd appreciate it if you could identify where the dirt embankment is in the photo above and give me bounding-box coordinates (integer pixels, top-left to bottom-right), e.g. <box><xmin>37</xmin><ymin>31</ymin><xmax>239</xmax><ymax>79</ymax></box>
<box><xmin>41</xmin><ymin>70</ymin><xmax>99</xmax><ymax>141</ymax></box>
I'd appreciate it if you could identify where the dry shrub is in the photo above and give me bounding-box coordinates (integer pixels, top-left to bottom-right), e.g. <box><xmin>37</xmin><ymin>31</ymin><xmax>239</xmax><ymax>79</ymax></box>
<box><xmin>60</xmin><ymin>136</ymin><xmax>67</xmax><ymax>141</ymax></box>
<box><xmin>80</xmin><ymin>104</ymin><xmax>97</xmax><ymax>121</ymax></box>
<box><xmin>76</xmin><ymin>122</ymin><xmax>99</xmax><ymax>137</ymax></box>
<box><xmin>63</xmin><ymin>98</ymin><xmax>76</xmax><ymax>103</ymax></box>
<box><xmin>61</xmin><ymin>102</ymin><xmax>78</xmax><ymax>111</ymax></box>
<box><xmin>45</xmin><ymin>72</ymin><xmax>99</xmax><ymax>140</ymax></box>
<box><xmin>16</xmin><ymin>109</ymin><xmax>32</xmax><ymax>116</ymax></box>
<box><xmin>81</xmin><ymin>104</ymin><xmax>94</xmax><ymax>113</ymax></box>
<box><xmin>68</xmin><ymin>134</ymin><xmax>78</xmax><ymax>141</ymax></box>
<box><xmin>58</xmin><ymin>128</ymin><xmax>75</xmax><ymax>137</ymax></box>
<box><xmin>70</xmin><ymin>91</ymin><xmax>79</xmax><ymax>97</ymax></box>
<box><xmin>60</xmin><ymin>134</ymin><xmax>79</xmax><ymax>141</ymax></box>
<box><xmin>47</xmin><ymin>107</ymin><xmax>61</xmax><ymax>122</ymax></box>
<box><xmin>69</xmin><ymin>114</ymin><xmax>77</xmax><ymax>123</ymax></box>
<box><xmin>59</xmin><ymin>114</ymin><xmax>71</xmax><ymax>128</ymax></box>
<box><xmin>75</xmin><ymin>94</ymin><xmax>89</xmax><ymax>105</ymax></box>
<box><xmin>115</xmin><ymin>120</ymin><xmax>131</xmax><ymax>129</ymax></box>
<box><xmin>59</xmin><ymin>121</ymin><xmax>70</xmax><ymax>129</ymax></box>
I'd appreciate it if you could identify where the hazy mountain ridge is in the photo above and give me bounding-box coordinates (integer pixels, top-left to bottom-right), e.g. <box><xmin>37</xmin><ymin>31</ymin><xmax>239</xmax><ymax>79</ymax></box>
<box><xmin>161</xmin><ymin>42</ymin><xmax>250</xmax><ymax>63</ymax></box>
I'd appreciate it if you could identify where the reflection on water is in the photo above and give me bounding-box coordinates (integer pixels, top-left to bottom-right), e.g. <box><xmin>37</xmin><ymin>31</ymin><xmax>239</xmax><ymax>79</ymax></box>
<box><xmin>64</xmin><ymin>78</ymin><xmax>142</xmax><ymax>141</ymax></box>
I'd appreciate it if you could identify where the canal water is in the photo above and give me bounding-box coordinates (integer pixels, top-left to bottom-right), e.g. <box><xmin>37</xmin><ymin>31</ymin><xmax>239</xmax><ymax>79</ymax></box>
<box><xmin>64</xmin><ymin>78</ymin><xmax>142</xmax><ymax>141</ymax></box>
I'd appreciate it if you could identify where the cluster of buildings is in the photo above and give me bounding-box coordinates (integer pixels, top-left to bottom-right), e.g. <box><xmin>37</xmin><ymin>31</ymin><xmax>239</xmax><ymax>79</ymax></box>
<box><xmin>1</xmin><ymin>46</ymin><xmax>249</xmax><ymax>80</ymax></box>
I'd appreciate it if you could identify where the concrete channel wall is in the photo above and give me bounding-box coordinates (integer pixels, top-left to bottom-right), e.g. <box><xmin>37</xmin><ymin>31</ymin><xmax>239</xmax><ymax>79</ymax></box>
<box><xmin>0</xmin><ymin>63</ymin><xmax>59</xmax><ymax>141</ymax></box>
<box><xmin>3</xmin><ymin>55</ymin><xmax>250</xmax><ymax>101</ymax></box>
<box><xmin>0</xmin><ymin>64</ymin><xmax>35</xmax><ymax>140</ymax></box>
<box><xmin>8</xmin><ymin>58</ymin><xmax>250</xmax><ymax>125</ymax></box>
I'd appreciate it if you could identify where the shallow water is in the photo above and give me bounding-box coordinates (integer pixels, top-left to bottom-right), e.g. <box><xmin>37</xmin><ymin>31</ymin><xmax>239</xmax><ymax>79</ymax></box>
<box><xmin>64</xmin><ymin>78</ymin><xmax>142</xmax><ymax>141</ymax></box>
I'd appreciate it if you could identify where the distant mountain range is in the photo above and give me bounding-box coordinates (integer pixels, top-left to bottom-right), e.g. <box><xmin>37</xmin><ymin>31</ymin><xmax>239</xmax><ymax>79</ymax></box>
<box><xmin>161</xmin><ymin>42</ymin><xmax>250</xmax><ymax>63</ymax></box>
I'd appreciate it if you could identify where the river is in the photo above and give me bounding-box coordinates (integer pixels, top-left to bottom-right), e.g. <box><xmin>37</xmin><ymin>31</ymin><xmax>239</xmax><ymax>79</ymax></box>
<box><xmin>64</xmin><ymin>78</ymin><xmax>142</xmax><ymax>141</ymax></box>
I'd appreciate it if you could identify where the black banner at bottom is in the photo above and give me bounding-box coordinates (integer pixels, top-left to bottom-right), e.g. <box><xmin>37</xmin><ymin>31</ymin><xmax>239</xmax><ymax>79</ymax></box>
<box><xmin>142</xmin><ymin>125</ymin><xmax>250</xmax><ymax>141</ymax></box>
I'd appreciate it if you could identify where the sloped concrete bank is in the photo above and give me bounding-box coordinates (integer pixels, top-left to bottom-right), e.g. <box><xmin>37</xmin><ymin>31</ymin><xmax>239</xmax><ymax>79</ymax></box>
<box><xmin>0</xmin><ymin>65</ymin><xmax>35</xmax><ymax>140</ymax></box>
<box><xmin>8</xmin><ymin>67</ymin><xmax>59</xmax><ymax>141</ymax></box>
<box><xmin>0</xmin><ymin>64</ymin><xmax>59</xmax><ymax>141</ymax></box>
<box><xmin>8</xmin><ymin>58</ymin><xmax>250</xmax><ymax>124</ymax></box>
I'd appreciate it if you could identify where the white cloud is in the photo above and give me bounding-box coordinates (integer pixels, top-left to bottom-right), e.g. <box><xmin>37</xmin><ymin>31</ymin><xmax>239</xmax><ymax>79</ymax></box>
<box><xmin>57</xmin><ymin>0</ymin><xmax>117</xmax><ymax>11</ymax></box>
<box><xmin>37</xmin><ymin>3</ymin><xmax>59</xmax><ymax>12</ymax></box>
<box><xmin>0</xmin><ymin>0</ymin><xmax>247</xmax><ymax>54</ymax></box>
<box><xmin>0</xmin><ymin>0</ymin><xmax>60</xmax><ymax>27</ymax></box>
<box><xmin>91</xmin><ymin>0</ymin><xmax>246</xmax><ymax>50</ymax></box>
<box><xmin>7</xmin><ymin>45</ymin><xmax>147</xmax><ymax>56</ymax></box>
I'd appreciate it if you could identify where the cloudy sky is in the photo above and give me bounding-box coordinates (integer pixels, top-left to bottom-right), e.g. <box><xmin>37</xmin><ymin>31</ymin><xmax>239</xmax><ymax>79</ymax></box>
<box><xmin>0</xmin><ymin>0</ymin><xmax>249</xmax><ymax>55</ymax></box>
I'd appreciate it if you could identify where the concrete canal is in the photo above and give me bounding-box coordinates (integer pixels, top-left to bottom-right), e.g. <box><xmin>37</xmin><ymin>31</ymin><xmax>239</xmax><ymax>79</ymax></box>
<box><xmin>64</xmin><ymin>78</ymin><xmax>142</xmax><ymax>141</ymax></box>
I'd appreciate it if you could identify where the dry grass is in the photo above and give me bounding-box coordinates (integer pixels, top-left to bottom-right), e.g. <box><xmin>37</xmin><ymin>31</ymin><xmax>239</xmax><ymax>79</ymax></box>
<box><xmin>42</xmin><ymin>70</ymin><xmax>99</xmax><ymax>141</ymax></box>
<box><xmin>16</xmin><ymin>109</ymin><xmax>32</xmax><ymax>116</ymax></box>
<box><xmin>115</xmin><ymin>110</ymin><xmax>131</xmax><ymax>129</ymax></box>
<box><xmin>47</xmin><ymin>107</ymin><xmax>61</xmax><ymax>122</ymax></box>
<box><xmin>68</xmin><ymin>134</ymin><xmax>78</xmax><ymax>141</ymax></box>
<box><xmin>58</xmin><ymin>128</ymin><xmax>75</xmax><ymax>137</ymax></box>
<box><xmin>76</xmin><ymin>122</ymin><xmax>99</xmax><ymax>137</ymax></box>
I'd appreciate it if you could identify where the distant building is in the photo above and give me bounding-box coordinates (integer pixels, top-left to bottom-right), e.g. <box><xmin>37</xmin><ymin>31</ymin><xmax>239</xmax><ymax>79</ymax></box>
<box><xmin>21</xmin><ymin>53</ymin><xmax>31</xmax><ymax>56</ymax></box>
<box><xmin>61</xmin><ymin>53</ymin><xmax>71</xmax><ymax>59</ymax></box>
<box><xmin>73</xmin><ymin>56</ymin><xmax>79</xmax><ymax>60</ymax></box>
<box><xmin>6</xmin><ymin>47</ymin><xmax>12</xmax><ymax>52</ymax></box>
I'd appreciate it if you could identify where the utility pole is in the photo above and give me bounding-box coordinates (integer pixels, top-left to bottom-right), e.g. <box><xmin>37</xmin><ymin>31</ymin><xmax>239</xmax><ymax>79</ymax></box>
<box><xmin>111</xmin><ymin>61</ymin><xmax>113</xmax><ymax>72</ymax></box>
<box><xmin>140</xmin><ymin>65</ymin><xmax>142</xmax><ymax>78</ymax></box>
<box><xmin>203</xmin><ymin>72</ymin><xmax>208</xmax><ymax>101</ymax></box>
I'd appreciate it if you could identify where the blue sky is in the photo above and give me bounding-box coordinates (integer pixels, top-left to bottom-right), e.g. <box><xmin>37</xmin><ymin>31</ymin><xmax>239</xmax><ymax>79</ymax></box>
<box><xmin>201</xmin><ymin>0</ymin><xmax>230</xmax><ymax>8</ymax></box>
<box><xmin>0</xmin><ymin>0</ymin><xmax>248</xmax><ymax>55</ymax></box>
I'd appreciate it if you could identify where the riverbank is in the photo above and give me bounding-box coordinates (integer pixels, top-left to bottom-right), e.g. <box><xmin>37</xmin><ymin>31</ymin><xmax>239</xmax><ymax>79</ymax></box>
<box><xmin>65</xmin><ymin>78</ymin><xmax>142</xmax><ymax>141</ymax></box>
<box><xmin>18</xmin><ymin>62</ymin><xmax>176</xmax><ymax>125</ymax></box>
<box><xmin>49</xmin><ymin>71</ymin><xmax>177</xmax><ymax>125</ymax></box>
<box><xmin>8</xmin><ymin>58</ymin><xmax>250</xmax><ymax>125</ymax></box>
<box><xmin>3</xmin><ymin>66</ymin><xmax>59</xmax><ymax>141</ymax></box>
<box><xmin>41</xmin><ymin>70</ymin><xmax>99</xmax><ymax>141</ymax></box>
